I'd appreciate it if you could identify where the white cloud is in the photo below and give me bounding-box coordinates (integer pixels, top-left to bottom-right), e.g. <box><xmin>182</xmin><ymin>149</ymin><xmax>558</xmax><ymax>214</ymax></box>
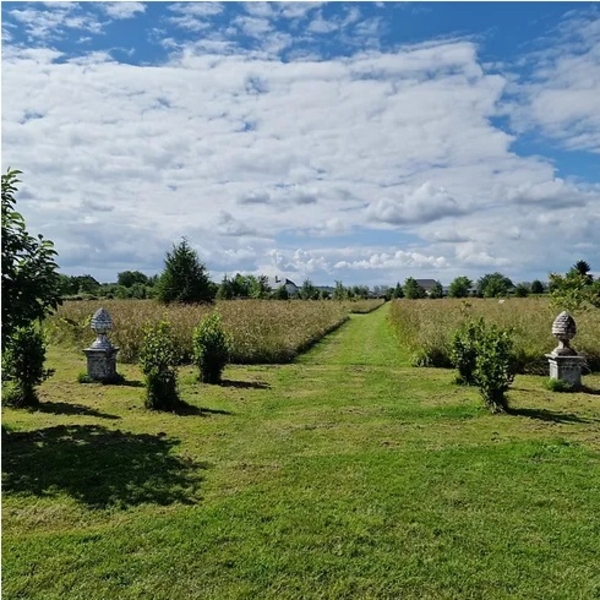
<box><xmin>101</xmin><ymin>2</ymin><xmax>146</xmax><ymax>20</ymax></box>
<box><xmin>2</xmin><ymin>30</ymin><xmax>599</xmax><ymax>284</ymax></box>
<box><xmin>508</xmin><ymin>11</ymin><xmax>600</xmax><ymax>153</ymax></box>
<box><xmin>367</xmin><ymin>183</ymin><xmax>464</xmax><ymax>225</ymax></box>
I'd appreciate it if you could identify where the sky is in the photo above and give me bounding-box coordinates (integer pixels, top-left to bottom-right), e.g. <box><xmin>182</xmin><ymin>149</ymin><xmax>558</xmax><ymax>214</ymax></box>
<box><xmin>2</xmin><ymin>1</ymin><xmax>599</xmax><ymax>287</ymax></box>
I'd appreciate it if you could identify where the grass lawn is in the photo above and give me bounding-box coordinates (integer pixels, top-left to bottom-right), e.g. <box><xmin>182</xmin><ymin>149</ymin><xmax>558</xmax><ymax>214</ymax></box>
<box><xmin>3</xmin><ymin>303</ymin><xmax>600</xmax><ymax>599</ymax></box>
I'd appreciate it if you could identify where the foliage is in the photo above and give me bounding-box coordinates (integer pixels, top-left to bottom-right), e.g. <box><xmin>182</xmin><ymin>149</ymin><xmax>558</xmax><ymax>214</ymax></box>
<box><xmin>429</xmin><ymin>280</ymin><xmax>444</xmax><ymax>299</ymax></box>
<box><xmin>272</xmin><ymin>284</ymin><xmax>289</xmax><ymax>300</ymax></box>
<box><xmin>544</xmin><ymin>378</ymin><xmax>576</xmax><ymax>393</ymax></box>
<box><xmin>156</xmin><ymin>238</ymin><xmax>214</xmax><ymax>305</ymax></box>
<box><xmin>117</xmin><ymin>270</ymin><xmax>149</xmax><ymax>288</ymax></box>
<box><xmin>193</xmin><ymin>313</ymin><xmax>231</xmax><ymax>384</ymax></box>
<box><xmin>333</xmin><ymin>280</ymin><xmax>348</xmax><ymax>301</ymax></box>
<box><xmin>477</xmin><ymin>272</ymin><xmax>514</xmax><ymax>298</ymax></box>
<box><xmin>530</xmin><ymin>280</ymin><xmax>545</xmax><ymax>295</ymax></box>
<box><xmin>2</xmin><ymin>325</ymin><xmax>52</xmax><ymax>407</ymax></box>
<box><xmin>300</xmin><ymin>278</ymin><xmax>319</xmax><ymax>300</ymax></box>
<box><xmin>472</xmin><ymin>322</ymin><xmax>516</xmax><ymax>412</ymax></box>
<box><xmin>1</xmin><ymin>169</ymin><xmax>62</xmax><ymax>348</ymax></box>
<box><xmin>391</xmin><ymin>282</ymin><xmax>404</xmax><ymax>299</ymax></box>
<box><xmin>403</xmin><ymin>277</ymin><xmax>426</xmax><ymax>299</ymax></box>
<box><xmin>448</xmin><ymin>276</ymin><xmax>473</xmax><ymax>298</ymax></box>
<box><xmin>549</xmin><ymin>262</ymin><xmax>600</xmax><ymax>312</ymax></box>
<box><xmin>139</xmin><ymin>321</ymin><xmax>180</xmax><ymax>410</ymax></box>
<box><xmin>450</xmin><ymin>319</ymin><xmax>483</xmax><ymax>385</ymax></box>
<box><xmin>514</xmin><ymin>283</ymin><xmax>530</xmax><ymax>298</ymax></box>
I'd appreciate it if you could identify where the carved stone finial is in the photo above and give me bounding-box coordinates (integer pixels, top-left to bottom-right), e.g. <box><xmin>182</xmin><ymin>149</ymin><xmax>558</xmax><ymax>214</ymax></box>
<box><xmin>90</xmin><ymin>308</ymin><xmax>114</xmax><ymax>350</ymax></box>
<box><xmin>551</xmin><ymin>311</ymin><xmax>577</xmax><ymax>356</ymax></box>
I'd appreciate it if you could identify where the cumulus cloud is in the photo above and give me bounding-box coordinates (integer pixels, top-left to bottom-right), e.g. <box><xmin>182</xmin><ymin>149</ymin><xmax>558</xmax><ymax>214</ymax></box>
<box><xmin>367</xmin><ymin>183</ymin><xmax>464</xmax><ymax>225</ymax></box>
<box><xmin>508</xmin><ymin>10</ymin><xmax>600</xmax><ymax>153</ymax></box>
<box><xmin>2</xmin><ymin>5</ymin><xmax>599</xmax><ymax>284</ymax></box>
<box><xmin>101</xmin><ymin>3</ymin><xmax>146</xmax><ymax>20</ymax></box>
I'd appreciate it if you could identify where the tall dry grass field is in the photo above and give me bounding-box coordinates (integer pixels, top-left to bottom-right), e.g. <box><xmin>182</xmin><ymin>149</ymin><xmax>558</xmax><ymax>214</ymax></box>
<box><xmin>389</xmin><ymin>297</ymin><xmax>600</xmax><ymax>373</ymax></box>
<box><xmin>45</xmin><ymin>299</ymin><xmax>351</xmax><ymax>364</ymax></box>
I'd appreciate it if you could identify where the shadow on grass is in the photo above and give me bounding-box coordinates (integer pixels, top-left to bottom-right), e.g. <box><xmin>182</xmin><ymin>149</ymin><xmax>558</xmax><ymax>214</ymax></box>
<box><xmin>220</xmin><ymin>379</ymin><xmax>270</xmax><ymax>390</ymax></box>
<box><xmin>581</xmin><ymin>385</ymin><xmax>600</xmax><ymax>396</ymax></box>
<box><xmin>171</xmin><ymin>403</ymin><xmax>233</xmax><ymax>416</ymax></box>
<box><xmin>2</xmin><ymin>425</ymin><xmax>206</xmax><ymax>509</ymax></box>
<box><xmin>507</xmin><ymin>407</ymin><xmax>593</xmax><ymax>424</ymax></box>
<box><xmin>34</xmin><ymin>402</ymin><xmax>121</xmax><ymax>420</ymax></box>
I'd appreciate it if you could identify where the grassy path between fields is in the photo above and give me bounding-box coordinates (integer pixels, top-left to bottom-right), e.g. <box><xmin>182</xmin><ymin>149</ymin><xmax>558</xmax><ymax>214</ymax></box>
<box><xmin>3</xmin><ymin>303</ymin><xmax>600</xmax><ymax>600</ymax></box>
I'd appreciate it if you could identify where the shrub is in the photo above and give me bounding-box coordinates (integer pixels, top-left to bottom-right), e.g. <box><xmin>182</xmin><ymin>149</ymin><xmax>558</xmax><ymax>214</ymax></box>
<box><xmin>450</xmin><ymin>319</ymin><xmax>483</xmax><ymax>385</ymax></box>
<box><xmin>451</xmin><ymin>318</ymin><xmax>516</xmax><ymax>412</ymax></box>
<box><xmin>2</xmin><ymin>325</ymin><xmax>52</xmax><ymax>407</ymax></box>
<box><xmin>545</xmin><ymin>379</ymin><xmax>576</xmax><ymax>393</ymax></box>
<box><xmin>139</xmin><ymin>321</ymin><xmax>180</xmax><ymax>410</ymax></box>
<box><xmin>193</xmin><ymin>312</ymin><xmax>231</xmax><ymax>384</ymax></box>
<box><xmin>472</xmin><ymin>322</ymin><xmax>516</xmax><ymax>413</ymax></box>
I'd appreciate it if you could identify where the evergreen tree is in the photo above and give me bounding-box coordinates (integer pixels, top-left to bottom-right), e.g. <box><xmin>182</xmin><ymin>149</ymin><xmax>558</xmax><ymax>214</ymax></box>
<box><xmin>404</xmin><ymin>277</ymin><xmax>426</xmax><ymax>299</ymax></box>
<box><xmin>156</xmin><ymin>238</ymin><xmax>214</xmax><ymax>304</ymax></box>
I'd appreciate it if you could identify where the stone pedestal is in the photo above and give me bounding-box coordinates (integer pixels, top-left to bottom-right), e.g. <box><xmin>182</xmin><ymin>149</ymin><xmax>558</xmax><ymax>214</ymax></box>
<box><xmin>84</xmin><ymin>346</ymin><xmax>119</xmax><ymax>382</ymax></box>
<box><xmin>546</xmin><ymin>353</ymin><xmax>586</xmax><ymax>388</ymax></box>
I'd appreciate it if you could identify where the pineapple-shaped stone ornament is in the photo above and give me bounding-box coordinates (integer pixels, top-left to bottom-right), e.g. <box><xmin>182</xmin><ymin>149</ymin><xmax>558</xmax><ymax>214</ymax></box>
<box><xmin>551</xmin><ymin>311</ymin><xmax>577</xmax><ymax>356</ymax></box>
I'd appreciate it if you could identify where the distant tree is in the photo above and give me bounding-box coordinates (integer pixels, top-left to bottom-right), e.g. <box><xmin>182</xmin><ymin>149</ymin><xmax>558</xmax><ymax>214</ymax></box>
<box><xmin>429</xmin><ymin>280</ymin><xmax>444</xmax><ymax>299</ymax></box>
<box><xmin>248</xmin><ymin>275</ymin><xmax>271</xmax><ymax>299</ymax></box>
<box><xmin>530</xmin><ymin>280</ymin><xmax>545</xmax><ymax>295</ymax></box>
<box><xmin>216</xmin><ymin>275</ymin><xmax>235</xmax><ymax>300</ymax></box>
<box><xmin>448</xmin><ymin>276</ymin><xmax>472</xmax><ymax>298</ymax></box>
<box><xmin>392</xmin><ymin>282</ymin><xmax>404</xmax><ymax>299</ymax></box>
<box><xmin>477</xmin><ymin>272</ymin><xmax>514</xmax><ymax>298</ymax></box>
<box><xmin>117</xmin><ymin>270</ymin><xmax>149</xmax><ymax>288</ymax></box>
<box><xmin>156</xmin><ymin>238</ymin><xmax>214</xmax><ymax>304</ymax></box>
<box><xmin>319</xmin><ymin>289</ymin><xmax>331</xmax><ymax>300</ymax></box>
<box><xmin>232</xmin><ymin>273</ymin><xmax>250</xmax><ymax>298</ymax></box>
<box><xmin>273</xmin><ymin>284</ymin><xmax>289</xmax><ymax>300</ymax></box>
<box><xmin>2</xmin><ymin>169</ymin><xmax>62</xmax><ymax>349</ymax></box>
<box><xmin>300</xmin><ymin>278</ymin><xmax>319</xmax><ymax>300</ymax></box>
<box><xmin>72</xmin><ymin>274</ymin><xmax>101</xmax><ymax>295</ymax></box>
<box><xmin>403</xmin><ymin>277</ymin><xmax>426</xmax><ymax>299</ymax></box>
<box><xmin>333</xmin><ymin>280</ymin><xmax>348</xmax><ymax>301</ymax></box>
<box><xmin>549</xmin><ymin>262</ymin><xmax>600</xmax><ymax>312</ymax></box>
<box><xmin>569</xmin><ymin>260</ymin><xmax>593</xmax><ymax>285</ymax></box>
<box><xmin>514</xmin><ymin>283</ymin><xmax>530</xmax><ymax>297</ymax></box>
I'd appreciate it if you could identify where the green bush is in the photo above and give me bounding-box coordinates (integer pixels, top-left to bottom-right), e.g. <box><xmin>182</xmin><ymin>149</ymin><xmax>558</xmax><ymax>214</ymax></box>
<box><xmin>451</xmin><ymin>318</ymin><xmax>516</xmax><ymax>412</ymax></box>
<box><xmin>2</xmin><ymin>325</ymin><xmax>52</xmax><ymax>407</ymax></box>
<box><xmin>139</xmin><ymin>321</ymin><xmax>180</xmax><ymax>410</ymax></box>
<box><xmin>193</xmin><ymin>312</ymin><xmax>231</xmax><ymax>384</ymax></box>
<box><xmin>545</xmin><ymin>379</ymin><xmax>576</xmax><ymax>393</ymax></box>
<box><xmin>450</xmin><ymin>319</ymin><xmax>484</xmax><ymax>385</ymax></box>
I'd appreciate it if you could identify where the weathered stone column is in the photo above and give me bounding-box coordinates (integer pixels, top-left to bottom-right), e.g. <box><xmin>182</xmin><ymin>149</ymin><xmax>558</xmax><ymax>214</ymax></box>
<box><xmin>545</xmin><ymin>311</ymin><xmax>585</xmax><ymax>388</ymax></box>
<box><xmin>83</xmin><ymin>308</ymin><xmax>119</xmax><ymax>382</ymax></box>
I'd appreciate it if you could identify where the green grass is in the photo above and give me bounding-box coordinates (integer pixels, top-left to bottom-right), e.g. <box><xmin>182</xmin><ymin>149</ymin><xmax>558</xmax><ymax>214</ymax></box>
<box><xmin>3</xmin><ymin>303</ymin><xmax>600</xmax><ymax>599</ymax></box>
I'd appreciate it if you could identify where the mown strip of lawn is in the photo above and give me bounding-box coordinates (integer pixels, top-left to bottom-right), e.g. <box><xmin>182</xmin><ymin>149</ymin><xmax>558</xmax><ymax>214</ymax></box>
<box><xmin>3</xmin><ymin>304</ymin><xmax>600</xmax><ymax>599</ymax></box>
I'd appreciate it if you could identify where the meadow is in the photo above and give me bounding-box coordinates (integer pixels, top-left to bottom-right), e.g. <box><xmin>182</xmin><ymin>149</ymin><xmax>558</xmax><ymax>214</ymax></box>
<box><xmin>45</xmin><ymin>299</ymin><xmax>384</xmax><ymax>365</ymax></box>
<box><xmin>3</xmin><ymin>304</ymin><xmax>600</xmax><ymax>599</ymax></box>
<box><xmin>388</xmin><ymin>297</ymin><xmax>600</xmax><ymax>373</ymax></box>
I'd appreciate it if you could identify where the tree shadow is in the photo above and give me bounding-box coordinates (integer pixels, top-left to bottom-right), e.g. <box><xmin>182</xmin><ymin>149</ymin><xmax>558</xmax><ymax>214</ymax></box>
<box><xmin>35</xmin><ymin>402</ymin><xmax>121</xmax><ymax>420</ymax></box>
<box><xmin>507</xmin><ymin>407</ymin><xmax>593</xmax><ymax>424</ymax></box>
<box><xmin>2</xmin><ymin>425</ymin><xmax>206</xmax><ymax>509</ymax></box>
<box><xmin>220</xmin><ymin>379</ymin><xmax>270</xmax><ymax>390</ymax></box>
<box><xmin>171</xmin><ymin>403</ymin><xmax>233</xmax><ymax>416</ymax></box>
<box><xmin>581</xmin><ymin>385</ymin><xmax>600</xmax><ymax>396</ymax></box>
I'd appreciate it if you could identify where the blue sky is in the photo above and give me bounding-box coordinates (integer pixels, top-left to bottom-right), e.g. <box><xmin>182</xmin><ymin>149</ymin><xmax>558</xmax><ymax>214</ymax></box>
<box><xmin>2</xmin><ymin>2</ymin><xmax>599</xmax><ymax>286</ymax></box>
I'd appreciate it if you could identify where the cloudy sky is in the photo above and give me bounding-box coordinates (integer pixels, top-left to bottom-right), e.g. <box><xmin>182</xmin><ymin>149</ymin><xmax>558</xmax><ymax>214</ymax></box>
<box><xmin>2</xmin><ymin>2</ymin><xmax>599</xmax><ymax>286</ymax></box>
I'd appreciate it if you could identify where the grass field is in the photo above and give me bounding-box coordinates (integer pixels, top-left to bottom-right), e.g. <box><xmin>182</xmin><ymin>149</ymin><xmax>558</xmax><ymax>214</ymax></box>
<box><xmin>388</xmin><ymin>297</ymin><xmax>600</xmax><ymax>373</ymax></box>
<box><xmin>45</xmin><ymin>298</ymin><xmax>384</xmax><ymax>365</ymax></box>
<box><xmin>3</xmin><ymin>303</ymin><xmax>600</xmax><ymax>599</ymax></box>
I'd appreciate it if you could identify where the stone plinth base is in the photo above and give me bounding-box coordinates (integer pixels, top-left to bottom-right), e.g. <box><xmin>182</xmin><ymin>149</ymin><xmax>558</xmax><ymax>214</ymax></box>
<box><xmin>546</xmin><ymin>353</ymin><xmax>586</xmax><ymax>388</ymax></box>
<box><xmin>84</xmin><ymin>346</ymin><xmax>119</xmax><ymax>382</ymax></box>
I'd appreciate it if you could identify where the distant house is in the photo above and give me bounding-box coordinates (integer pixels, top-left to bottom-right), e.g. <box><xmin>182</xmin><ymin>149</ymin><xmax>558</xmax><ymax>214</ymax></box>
<box><xmin>415</xmin><ymin>279</ymin><xmax>441</xmax><ymax>296</ymax></box>
<box><xmin>267</xmin><ymin>276</ymin><xmax>299</xmax><ymax>297</ymax></box>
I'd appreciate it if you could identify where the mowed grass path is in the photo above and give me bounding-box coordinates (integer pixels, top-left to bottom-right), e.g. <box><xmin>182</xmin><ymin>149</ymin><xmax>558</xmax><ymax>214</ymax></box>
<box><xmin>3</xmin><ymin>303</ymin><xmax>600</xmax><ymax>599</ymax></box>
